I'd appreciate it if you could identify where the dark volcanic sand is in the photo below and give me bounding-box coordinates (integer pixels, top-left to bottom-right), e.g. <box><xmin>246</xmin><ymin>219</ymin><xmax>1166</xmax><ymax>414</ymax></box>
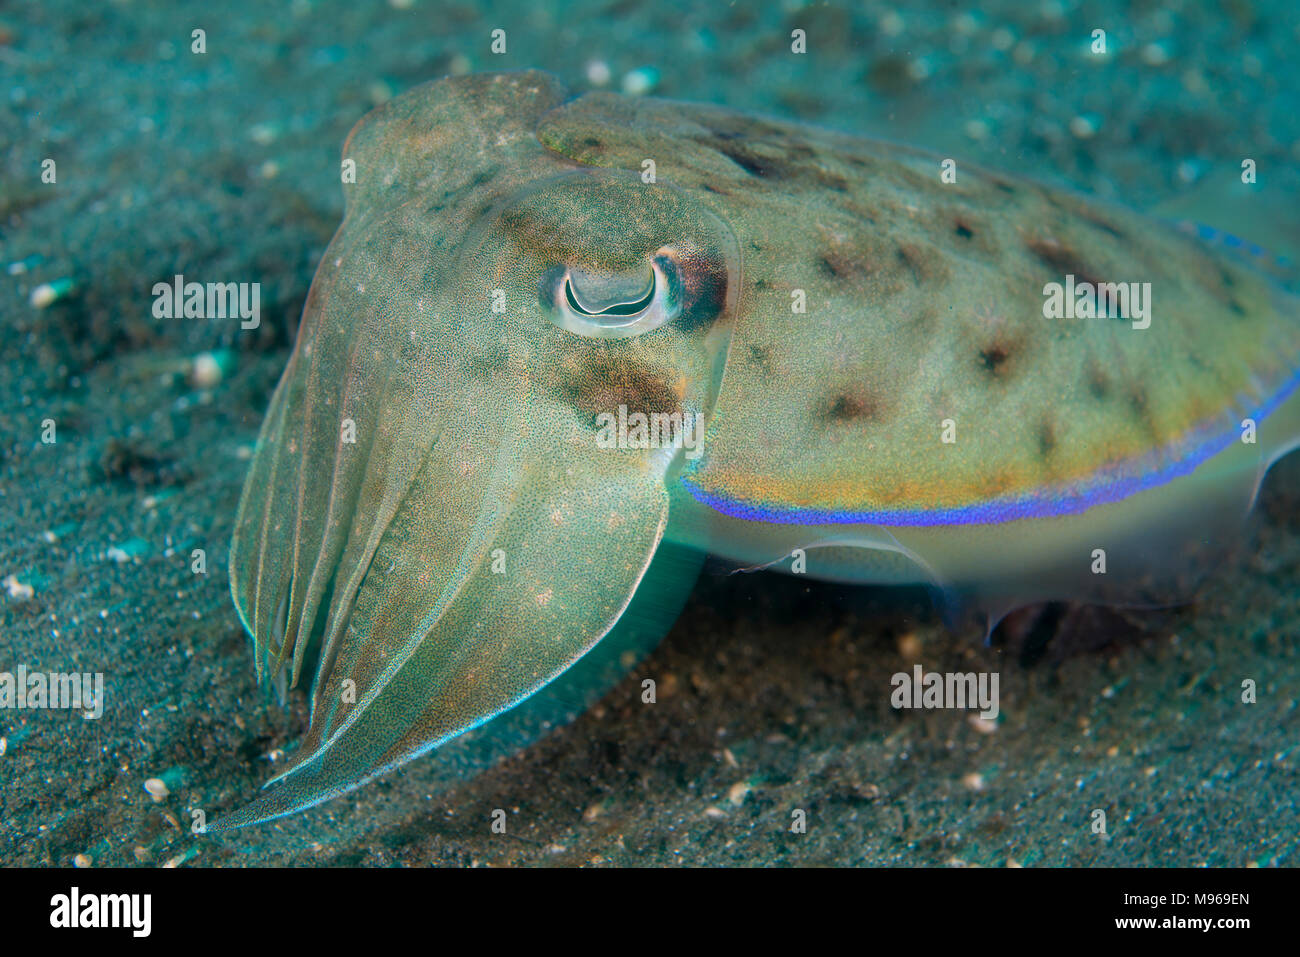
<box><xmin>2</xmin><ymin>0</ymin><xmax>1298</xmax><ymax>866</ymax></box>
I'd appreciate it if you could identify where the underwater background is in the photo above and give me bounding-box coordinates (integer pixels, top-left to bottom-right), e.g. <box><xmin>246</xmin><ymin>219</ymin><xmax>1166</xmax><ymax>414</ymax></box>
<box><xmin>2</xmin><ymin>0</ymin><xmax>1298</xmax><ymax>866</ymax></box>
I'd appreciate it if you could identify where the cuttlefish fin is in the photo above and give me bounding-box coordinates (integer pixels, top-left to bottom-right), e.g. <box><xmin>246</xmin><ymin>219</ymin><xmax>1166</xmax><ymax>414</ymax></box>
<box><xmin>1151</xmin><ymin>168</ymin><xmax>1300</xmax><ymax>289</ymax></box>
<box><xmin>214</xmin><ymin>440</ymin><xmax>671</xmax><ymax>829</ymax></box>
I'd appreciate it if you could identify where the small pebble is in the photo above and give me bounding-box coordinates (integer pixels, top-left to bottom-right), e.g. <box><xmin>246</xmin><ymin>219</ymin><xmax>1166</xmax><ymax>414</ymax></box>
<box><xmin>951</xmin><ymin>12</ymin><xmax>978</xmax><ymax>35</ymax></box>
<box><xmin>1141</xmin><ymin>42</ymin><xmax>1171</xmax><ymax>66</ymax></box>
<box><xmin>4</xmin><ymin>575</ymin><xmax>34</xmax><ymax>601</ymax></box>
<box><xmin>191</xmin><ymin>353</ymin><xmax>222</xmax><ymax>386</ymax></box>
<box><xmin>621</xmin><ymin>67</ymin><xmax>658</xmax><ymax>96</ymax></box>
<box><xmin>727</xmin><ymin>781</ymin><xmax>751</xmax><ymax>806</ymax></box>
<box><xmin>852</xmin><ymin>781</ymin><xmax>881</xmax><ymax>800</ymax></box>
<box><xmin>189</xmin><ymin>350</ymin><xmax>231</xmax><ymax>388</ymax></box>
<box><xmin>879</xmin><ymin>11</ymin><xmax>904</xmax><ymax>38</ymax></box>
<box><xmin>968</xmin><ymin>713</ymin><xmax>999</xmax><ymax>734</ymax></box>
<box><xmin>29</xmin><ymin>278</ymin><xmax>74</xmax><ymax>308</ymax></box>
<box><xmin>1069</xmin><ymin>114</ymin><xmax>1099</xmax><ymax>139</ymax></box>
<box><xmin>248</xmin><ymin>122</ymin><xmax>278</xmax><ymax>145</ymax></box>
<box><xmin>74</xmin><ymin>854</ymin><xmax>92</xmax><ymax>868</ymax></box>
<box><xmin>585</xmin><ymin>60</ymin><xmax>611</xmax><ymax>86</ymax></box>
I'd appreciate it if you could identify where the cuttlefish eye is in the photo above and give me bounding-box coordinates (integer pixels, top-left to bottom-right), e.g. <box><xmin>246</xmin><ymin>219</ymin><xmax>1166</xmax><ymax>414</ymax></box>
<box><xmin>459</xmin><ymin>169</ymin><xmax>741</xmax><ymax>343</ymax></box>
<box><xmin>544</xmin><ymin>252</ymin><xmax>684</xmax><ymax>338</ymax></box>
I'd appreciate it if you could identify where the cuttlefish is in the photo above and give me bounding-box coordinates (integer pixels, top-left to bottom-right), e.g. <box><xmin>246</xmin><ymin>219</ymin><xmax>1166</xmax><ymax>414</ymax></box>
<box><xmin>220</xmin><ymin>70</ymin><xmax>1300</xmax><ymax>827</ymax></box>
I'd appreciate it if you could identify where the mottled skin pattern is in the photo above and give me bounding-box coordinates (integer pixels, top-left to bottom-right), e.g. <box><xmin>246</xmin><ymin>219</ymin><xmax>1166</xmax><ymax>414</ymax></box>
<box><xmin>222</xmin><ymin>71</ymin><xmax>1300</xmax><ymax>826</ymax></box>
<box><xmin>536</xmin><ymin>83</ymin><xmax>1297</xmax><ymax>516</ymax></box>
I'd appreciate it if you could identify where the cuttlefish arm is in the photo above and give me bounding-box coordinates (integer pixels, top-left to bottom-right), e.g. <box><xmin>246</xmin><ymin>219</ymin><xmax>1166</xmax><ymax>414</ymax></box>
<box><xmin>218</xmin><ymin>72</ymin><xmax>737</xmax><ymax>826</ymax></box>
<box><xmin>224</xmin><ymin>424</ymin><xmax>670</xmax><ymax>827</ymax></box>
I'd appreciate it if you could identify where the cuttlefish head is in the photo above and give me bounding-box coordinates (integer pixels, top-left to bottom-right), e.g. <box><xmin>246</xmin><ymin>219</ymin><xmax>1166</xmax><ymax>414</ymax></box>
<box><xmin>220</xmin><ymin>72</ymin><xmax>740</xmax><ymax>825</ymax></box>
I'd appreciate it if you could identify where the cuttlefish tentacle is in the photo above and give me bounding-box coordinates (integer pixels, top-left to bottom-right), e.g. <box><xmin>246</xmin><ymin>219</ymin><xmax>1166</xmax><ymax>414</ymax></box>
<box><xmin>223</xmin><ymin>421</ymin><xmax>671</xmax><ymax>826</ymax></box>
<box><xmin>224</xmin><ymin>300</ymin><xmax>688</xmax><ymax>827</ymax></box>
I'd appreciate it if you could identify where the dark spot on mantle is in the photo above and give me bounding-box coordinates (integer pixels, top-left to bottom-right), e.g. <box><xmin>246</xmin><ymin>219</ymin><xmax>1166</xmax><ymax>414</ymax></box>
<box><xmin>1086</xmin><ymin>361</ymin><xmax>1110</xmax><ymax>400</ymax></box>
<box><xmin>819</xmin><ymin>250</ymin><xmax>869</xmax><ymax>280</ymax></box>
<box><xmin>747</xmin><ymin>343</ymin><xmax>775</xmax><ymax>374</ymax></box>
<box><xmin>820</xmin><ymin>390</ymin><xmax>885</xmax><ymax>423</ymax></box>
<box><xmin>701</xmin><ymin>124</ymin><xmax>848</xmax><ymax>191</ymax></box>
<box><xmin>1027</xmin><ymin>237</ymin><xmax>1116</xmax><ymax>312</ymax></box>
<box><xmin>554</xmin><ymin>352</ymin><xmax>680</xmax><ymax>428</ymax></box>
<box><xmin>895</xmin><ymin>243</ymin><xmax>949</xmax><ymax>285</ymax></box>
<box><xmin>1037</xmin><ymin>417</ymin><xmax>1057</xmax><ymax>457</ymax></box>
<box><xmin>1127</xmin><ymin>385</ymin><xmax>1158</xmax><ymax>435</ymax></box>
<box><xmin>716</xmin><ymin>143</ymin><xmax>777</xmax><ymax>178</ymax></box>
<box><xmin>978</xmin><ymin>343</ymin><xmax>1013</xmax><ymax>374</ymax></box>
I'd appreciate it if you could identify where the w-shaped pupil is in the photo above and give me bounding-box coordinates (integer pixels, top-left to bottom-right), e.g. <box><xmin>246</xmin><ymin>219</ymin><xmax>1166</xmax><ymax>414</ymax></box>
<box><xmin>564</xmin><ymin>269</ymin><xmax>656</xmax><ymax>317</ymax></box>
